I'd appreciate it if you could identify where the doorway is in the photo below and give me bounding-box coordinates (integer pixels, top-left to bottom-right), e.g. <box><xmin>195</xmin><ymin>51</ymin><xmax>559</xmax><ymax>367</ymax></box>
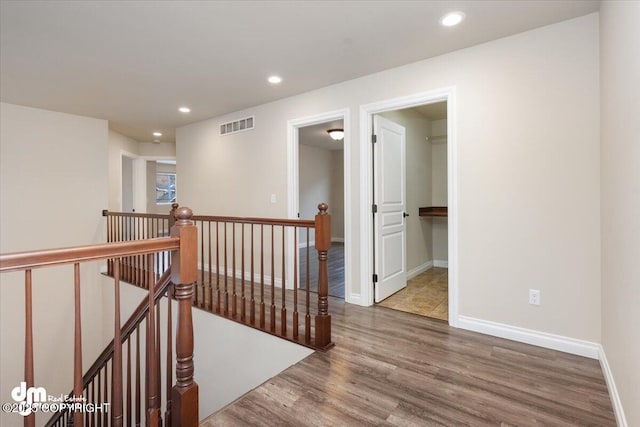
<box><xmin>287</xmin><ymin>109</ymin><xmax>352</xmax><ymax>302</ymax></box>
<box><xmin>373</xmin><ymin>102</ymin><xmax>449</xmax><ymax>321</ymax></box>
<box><xmin>298</xmin><ymin>119</ymin><xmax>345</xmax><ymax>298</ymax></box>
<box><xmin>359</xmin><ymin>88</ymin><xmax>458</xmax><ymax>326</ymax></box>
<box><xmin>121</xmin><ymin>155</ymin><xmax>135</xmax><ymax>212</ymax></box>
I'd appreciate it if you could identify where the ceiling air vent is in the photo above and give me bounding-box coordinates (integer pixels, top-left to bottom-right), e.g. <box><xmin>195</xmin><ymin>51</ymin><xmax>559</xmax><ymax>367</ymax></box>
<box><xmin>219</xmin><ymin>116</ymin><xmax>254</xmax><ymax>136</ymax></box>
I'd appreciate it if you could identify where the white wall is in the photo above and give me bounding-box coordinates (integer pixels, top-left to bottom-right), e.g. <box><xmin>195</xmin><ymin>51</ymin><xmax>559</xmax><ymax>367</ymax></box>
<box><xmin>379</xmin><ymin>109</ymin><xmax>433</xmax><ymax>273</ymax></box>
<box><xmin>0</xmin><ymin>103</ymin><xmax>109</xmax><ymax>427</ymax></box>
<box><xmin>108</xmin><ymin>129</ymin><xmax>139</xmax><ymax>211</ymax></box>
<box><xmin>600</xmin><ymin>2</ymin><xmax>640</xmax><ymax>425</ymax></box>
<box><xmin>299</xmin><ymin>144</ymin><xmax>332</xmax><ymax>222</ymax></box>
<box><xmin>178</xmin><ymin>15</ymin><xmax>600</xmax><ymax>342</ymax></box>
<box><xmin>330</xmin><ymin>150</ymin><xmax>345</xmax><ymax>240</ymax></box>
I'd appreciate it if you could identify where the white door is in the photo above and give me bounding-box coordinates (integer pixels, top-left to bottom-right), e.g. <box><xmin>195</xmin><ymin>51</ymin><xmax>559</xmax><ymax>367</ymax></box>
<box><xmin>373</xmin><ymin>115</ymin><xmax>407</xmax><ymax>302</ymax></box>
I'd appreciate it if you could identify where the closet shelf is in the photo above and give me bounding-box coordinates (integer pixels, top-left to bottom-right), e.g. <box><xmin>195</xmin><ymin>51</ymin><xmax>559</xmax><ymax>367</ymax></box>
<box><xmin>419</xmin><ymin>206</ymin><xmax>448</xmax><ymax>217</ymax></box>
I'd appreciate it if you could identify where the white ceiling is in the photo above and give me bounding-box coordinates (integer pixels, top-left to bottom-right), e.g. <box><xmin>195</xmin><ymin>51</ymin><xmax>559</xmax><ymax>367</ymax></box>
<box><xmin>300</xmin><ymin>119</ymin><xmax>345</xmax><ymax>151</ymax></box>
<box><xmin>0</xmin><ymin>1</ymin><xmax>599</xmax><ymax>142</ymax></box>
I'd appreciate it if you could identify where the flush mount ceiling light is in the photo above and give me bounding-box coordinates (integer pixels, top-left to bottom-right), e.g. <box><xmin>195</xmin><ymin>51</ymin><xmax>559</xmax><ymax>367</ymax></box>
<box><xmin>178</xmin><ymin>107</ymin><xmax>191</xmax><ymax>113</ymax></box>
<box><xmin>327</xmin><ymin>129</ymin><xmax>344</xmax><ymax>141</ymax></box>
<box><xmin>440</xmin><ymin>11</ymin><xmax>465</xmax><ymax>27</ymax></box>
<box><xmin>267</xmin><ymin>75</ymin><xmax>282</xmax><ymax>84</ymax></box>
<box><xmin>153</xmin><ymin>132</ymin><xmax>162</xmax><ymax>137</ymax></box>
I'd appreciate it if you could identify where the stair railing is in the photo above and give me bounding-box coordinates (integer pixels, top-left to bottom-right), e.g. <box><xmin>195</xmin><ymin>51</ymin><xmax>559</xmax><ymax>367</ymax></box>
<box><xmin>103</xmin><ymin>203</ymin><xmax>334</xmax><ymax>351</ymax></box>
<box><xmin>0</xmin><ymin>206</ymin><xmax>198</xmax><ymax>427</ymax></box>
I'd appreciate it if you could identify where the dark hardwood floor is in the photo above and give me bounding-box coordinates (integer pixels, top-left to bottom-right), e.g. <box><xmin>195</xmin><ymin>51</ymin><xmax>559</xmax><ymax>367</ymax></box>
<box><xmin>201</xmin><ymin>298</ymin><xmax>615</xmax><ymax>426</ymax></box>
<box><xmin>300</xmin><ymin>242</ymin><xmax>344</xmax><ymax>298</ymax></box>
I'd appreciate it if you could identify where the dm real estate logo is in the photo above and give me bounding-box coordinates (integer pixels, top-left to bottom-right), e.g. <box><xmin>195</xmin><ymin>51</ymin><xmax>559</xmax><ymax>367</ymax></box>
<box><xmin>11</xmin><ymin>382</ymin><xmax>46</xmax><ymax>416</ymax></box>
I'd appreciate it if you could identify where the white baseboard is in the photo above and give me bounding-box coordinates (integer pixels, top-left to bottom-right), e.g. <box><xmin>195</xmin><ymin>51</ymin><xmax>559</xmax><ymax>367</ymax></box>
<box><xmin>346</xmin><ymin>293</ymin><xmax>363</xmax><ymax>306</ymax></box>
<box><xmin>199</xmin><ymin>263</ymin><xmax>285</xmax><ymax>288</ymax></box>
<box><xmin>331</xmin><ymin>237</ymin><xmax>345</xmax><ymax>243</ymax></box>
<box><xmin>407</xmin><ymin>261</ymin><xmax>433</xmax><ymax>280</ymax></box>
<box><xmin>433</xmin><ymin>260</ymin><xmax>448</xmax><ymax>268</ymax></box>
<box><xmin>457</xmin><ymin>315</ymin><xmax>600</xmax><ymax>359</ymax></box>
<box><xmin>599</xmin><ymin>345</ymin><xmax>628</xmax><ymax>427</ymax></box>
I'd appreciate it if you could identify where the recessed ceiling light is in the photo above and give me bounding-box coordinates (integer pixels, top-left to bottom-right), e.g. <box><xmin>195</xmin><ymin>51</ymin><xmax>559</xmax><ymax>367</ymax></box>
<box><xmin>178</xmin><ymin>107</ymin><xmax>191</xmax><ymax>113</ymax></box>
<box><xmin>440</xmin><ymin>11</ymin><xmax>465</xmax><ymax>27</ymax></box>
<box><xmin>267</xmin><ymin>75</ymin><xmax>282</xmax><ymax>84</ymax></box>
<box><xmin>153</xmin><ymin>132</ymin><xmax>162</xmax><ymax>137</ymax></box>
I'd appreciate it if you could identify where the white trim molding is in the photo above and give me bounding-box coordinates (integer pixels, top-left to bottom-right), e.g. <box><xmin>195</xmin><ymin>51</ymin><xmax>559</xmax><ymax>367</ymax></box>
<box><xmin>433</xmin><ymin>260</ymin><xmax>448</xmax><ymax>268</ymax></box>
<box><xmin>407</xmin><ymin>261</ymin><xmax>433</xmax><ymax>280</ymax></box>
<box><xmin>359</xmin><ymin>87</ymin><xmax>459</xmax><ymax>325</ymax></box>
<box><xmin>599</xmin><ymin>346</ymin><xmax>629</xmax><ymax>427</ymax></box>
<box><xmin>286</xmin><ymin>108</ymin><xmax>352</xmax><ymax>303</ymax></box>
<box><xmin>458</xmin><ymin>316</ymin><xmax>600</xmax><ymax>359</ymax></box>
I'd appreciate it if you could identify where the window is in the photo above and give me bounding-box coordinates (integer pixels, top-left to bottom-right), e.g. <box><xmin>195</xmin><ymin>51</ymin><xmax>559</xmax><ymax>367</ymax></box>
<box><xmin>156</xmin><ymin>173</ymin><xmax>176</xmax><ymax>204</ymax></box>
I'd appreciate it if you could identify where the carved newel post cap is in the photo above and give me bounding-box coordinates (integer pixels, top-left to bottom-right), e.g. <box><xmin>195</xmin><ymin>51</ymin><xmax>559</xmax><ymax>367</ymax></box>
<box><xmin>175</xmin><ymin>206</ymin><xmax>193</xmax><ymax>222</ymax></box>
<box><xmin>171</xmin><ymin>202</ymin><xmax>180</xmax><ymax>210</ymax></box>
<box><xmin>318</xmin><ymin>203</ymin><xmax>329</xmax><ymax>214</ymax></box>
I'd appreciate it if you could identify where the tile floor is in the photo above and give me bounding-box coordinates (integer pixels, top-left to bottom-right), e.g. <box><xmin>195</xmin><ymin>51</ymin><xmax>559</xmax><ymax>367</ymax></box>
<box><xmin>378</xmin><ymin>267</ymin><xmax>448</xmax><ymax>321</ymax></box>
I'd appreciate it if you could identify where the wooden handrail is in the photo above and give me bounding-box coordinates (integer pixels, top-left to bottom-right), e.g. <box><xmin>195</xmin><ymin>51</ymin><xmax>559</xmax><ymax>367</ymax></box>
<box><xmin>102</xmin><ymin>209</ymin><xmax>170</xmax><ymax>219</ymax></box>
<box><xmin>0</xmin><ymin>238</ymin><xmax>180</xmax><ymax>272</ymax></box>
<box><xmin>192</xmin><ymin>214</ymin><xmax>315</xmax><ymax>228</ymax></box>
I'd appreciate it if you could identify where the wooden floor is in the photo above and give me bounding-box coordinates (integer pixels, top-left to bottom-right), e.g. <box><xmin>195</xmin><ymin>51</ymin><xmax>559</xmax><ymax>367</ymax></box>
<box><xmin>202</xmin><ymin>298</ymin><xmax>615</xmax><ymax>426</ymax></box>
<box><xmin>300</xmin><ymin>243</ymin><xmax>345</xmax><ymax>298</ymax></box>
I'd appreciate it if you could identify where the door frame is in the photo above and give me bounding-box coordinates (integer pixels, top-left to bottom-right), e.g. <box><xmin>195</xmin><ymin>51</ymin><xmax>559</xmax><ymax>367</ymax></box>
<box><xmin>359</xmin><ymin>87</ymin><xmax>459</xmax><ymax>326</ymax></box>
<box><xmin>286</xmin><ymin>108</ymin><xmax>352</xmax><ymax>301</ymax></box>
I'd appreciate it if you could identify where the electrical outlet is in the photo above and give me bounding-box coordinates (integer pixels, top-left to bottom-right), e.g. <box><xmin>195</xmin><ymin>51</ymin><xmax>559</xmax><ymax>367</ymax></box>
<box><xmin>270</xmin><ymin>194</ymin><xmax>277</xmax><ymax>203</ymax></box>
<box><xmin>529</xmin><ymin>289</ymin><xmax>541</xmax><ymax>306</ymax></box>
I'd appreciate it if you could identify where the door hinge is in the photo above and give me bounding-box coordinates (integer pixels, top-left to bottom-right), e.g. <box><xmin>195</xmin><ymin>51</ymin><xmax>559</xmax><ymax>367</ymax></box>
<box><xmin>372</xmin><ymin>134</ymin><xmax>377</xmax><ymax>143</ymax></box>
<box><xmin>372</xmin><ymin>274</ymin><xmax>378</xmax><ymax>283</ymax></box>
<box><xmin>372</xmin><ymin>204</ymin><xmax>378</xmax><ymax>214</ymax></box>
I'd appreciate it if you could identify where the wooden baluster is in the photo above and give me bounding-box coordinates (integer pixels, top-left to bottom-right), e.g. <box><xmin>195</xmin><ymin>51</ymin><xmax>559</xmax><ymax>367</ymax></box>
<box><xmin>170</xmin><ymin>207</ymin><xmax>199</xmax><ymax>427</ymax></box>
<box><xmin>208</xmin><ymin>221</ymin><xmax>213</xmax><ymax>311</ymax></box>
<box><xmin>73</xmin><ymin>263</ymin><xmax>83</xmax><ymax>426</ymax></box>
<box><xmin>126</xmin><ymin>338</ymin><xmax>132</xmax><ymax>427</ymax></box>
<box><xmin>24</xmin><ymin>269</ymin><xmax>34</xmax><ymax>427</ymax></box>
<box><xmin>156</xmin><ymin>296</ymin><xmax>162</xmax><ymax>419</ymax></box>
<box><xmin>200</xmin><ymin>220</ymin><xmax>204</xmax><ymax>306</ymax></box>
<box><xmin>215</xmin><ymin>221</ymin><xmax>221</xmax><ymax>314</ymax></box>
<box><xmin>105</xmin><ymin>212</ymin><xmax>112</xmax><ymax>275</ymax></box>
<box><xmin>305</xmin><ymin>228</ymin><xmax>311</xmax><ymax>344</ymax></box>
<box><xmin>97</xmin><ymin>369</ymin><xmax>102</xmax><ymax>427</ymax></box>
<box><xmin>232</xmin><ymin>223</ymin><xmax>237</xmax><ymax>318</ymax></box>
<box><xmin>112</xmin><ymin>261</ymin><xmax>123</xmax><ymax>426</ymax></box>
<box><xmin>147</xmin><ymin>254</ymin><xmax>160</xmax><ymax>426</ymax></box>
<box><xmin>165</xmin><ymin>284</ymin><xmax>173</xmax><ymax>426</ymax></box>
<box><xmin>270</xmin><ymin>225</ymin><xmax>276</xmax><ymax>332</ymax></box>
<box><xmin>241</xmin><ymin>223</ymin><xmax>246</xmax><ymax>321</ymax></box>
<box><xmin>314</xmin><ymin>203</ymin><xmax>333</xmax><ymax>349</ymax></box>
<box><xmin>103</xmin><ymin>362</ymin><xmax>109</xmax><ymax>427</ymax></box>
<box><xmin>281</xmin><ymin>225</ymin><xmax>287</xmax><ymax>336</ymax></box>
<box><xmin>90</xmin><ymin>379</ymin><xmax>96</xmax><ymax>427</ymax></box>
<box><xmin>260</xmin><ymin>224</ymin><xmax>265</xmax><ymax>329</ymax></box>
<box><xmin>135</xmin><ymin>327</ymin><xmax>141</xmax><ymax>427</ymax></box>
<box><xmin>250</xmin><ymin>224</ymin><xmax>255</xmax><ymax>325</ymax></box>
<box><xmin>293</xmin><ymin>228</ymin><xmax>299</xmax><ymax>341</ymax></box>
<box><xmin>224</xmin><ymin>221</ymin><xmax>229</xmax><ymax>316</ymax></box>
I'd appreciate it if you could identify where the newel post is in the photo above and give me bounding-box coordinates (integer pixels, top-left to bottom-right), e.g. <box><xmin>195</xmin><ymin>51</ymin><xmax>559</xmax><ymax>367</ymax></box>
<box><xmin>314</xmin><ymin>203</ymin><xmax>334</xmax><ymax>350</ymax></box>
<box><xmin>170</xmin><ymin>207</ymin><xmax>199</xmax><ymax>427</ymax></box>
